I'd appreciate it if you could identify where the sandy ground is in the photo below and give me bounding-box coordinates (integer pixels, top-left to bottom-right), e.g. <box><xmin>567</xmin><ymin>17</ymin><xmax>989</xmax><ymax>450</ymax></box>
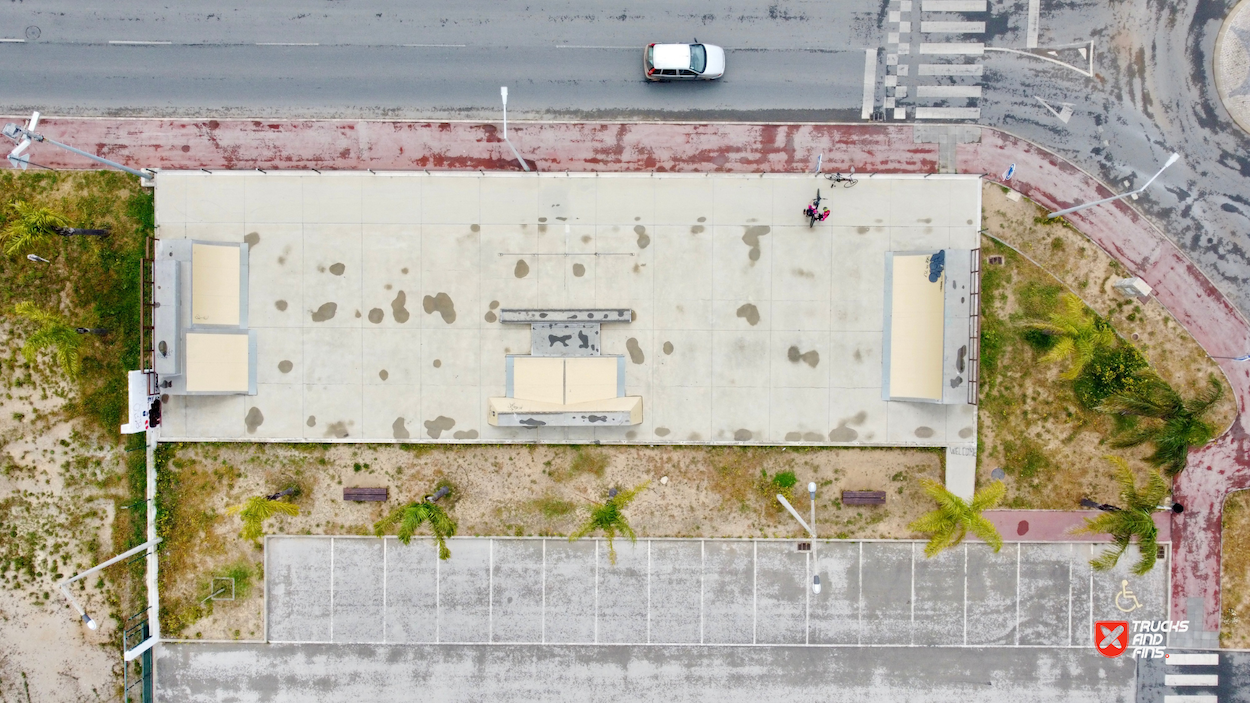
<box><xmin>977</xmin><ymin>183</ymin><xmax>1236</xmax><ymax>509</ymax></box>
<box><xmin>1222</xmin><ymin>489</ymin><xmax>1250</xmax><ymax>648</ymax></box>
<box><xmin>159</xmin><ymin>442</ymin><xmax>943</xmax><ymax>641</ymax></box>
<box><xmin>0</xmin><ymin>332</ymin><xmax>128</xmax><ymax>702</ymax></box>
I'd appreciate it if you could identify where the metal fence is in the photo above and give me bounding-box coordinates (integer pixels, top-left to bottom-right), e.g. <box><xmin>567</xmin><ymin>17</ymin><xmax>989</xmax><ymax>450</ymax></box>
<box><xmin>123</xmin><ymin>609</ymin><xmax>153</xmax><ymax>703</ymax></box>
<box><xmin>966</xmin><ymin>247</ymin><xmax>981</xmax><ymax>405</ymax></box>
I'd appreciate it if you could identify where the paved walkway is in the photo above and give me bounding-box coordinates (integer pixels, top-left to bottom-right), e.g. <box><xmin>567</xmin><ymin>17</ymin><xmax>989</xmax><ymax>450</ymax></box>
<box><xmin>984</xmin><ymin>510</ymin><xmax>1172</xmax><ymax>543</ymax></box>
<box><xmin>14</xmin><ymin>115</ymin><xmax>1249</xmax><ymax>643</ymax></box>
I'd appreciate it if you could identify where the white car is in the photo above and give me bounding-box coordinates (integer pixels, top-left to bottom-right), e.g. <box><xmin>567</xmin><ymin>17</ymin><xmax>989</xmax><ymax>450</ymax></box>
<box><xmin>644</xmin><ymin>42</ymin><xmax>726</xmax><ymax>81</ymax></box>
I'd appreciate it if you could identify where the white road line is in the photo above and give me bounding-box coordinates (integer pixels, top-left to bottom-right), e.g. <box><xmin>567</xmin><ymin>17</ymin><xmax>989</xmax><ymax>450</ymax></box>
<box><xmin>541</xmin><ymin>539</ymin><xmax>546</xmax><ymax>644</ymax></box>
<box><xmin>963</xmin><ymin>543</ymin><xmax>968</xmax><ymax>646</ymax></box>
<box><xmin>382</xmin><ymin>538</ymin><xmax>388</xmax><ymax>644</ymax></box>
<box><xmin>920</xmin><ymin>43</ymin><xmax>985</xmax><ymax>55</ymax></box>
<box><xmin>1027</xmin><ymin>0</ymin><xmax>1041</xmax><ymax>48</ymax></box>
<box><xmin>1165</xmin><ymin>675</ymin><xmax>1219</xmax><ymax>686</ymax></box>
<box><xmin>910</xmin><ymin>542</ymin><xmax>916</xmax><ymax>645</ymax></box>
<box><xmin>916</xmin><ymin>85</ymin><xmax>983</xmax><ymax>98</ymax></box>
<box><xmin>109</xmin><ymin>40</ymin><xmax>172</xmax><ymax>45</ymax></box>
<box><xmin>857</xmin><ymin>542</ymin><xmax>863</xmax><ymax>645</ymax></box>
<box><xmin>918</xmin><ymin>63</ymin><xmax>983</xmax><ymax>76</ymax></box>
<box><xmin>1166</xmin><ymin>654</ymin><xmax>1220</xmax><ymax>666</ymax></box>
<box><xmin>921</xmin><ymin>21</ymin><xmax>986</xmax><ymax>33</ymax></box>
<box><xmin>436</xmin><ymin>543</ymin><xmax>441</xmax><ymax>643</ymax></box>
<box><xmin>1068</xmin><ymin>544</ymin><xmax>1073</xmax><ymax>646</ymax></box>
<box><xmin>329</xmin><ymin>537</ymin><xmax>335</xmax><ymax>642</ymax></box>
<box><xmin>700</xmin><ymin>540</ymin><xmax>706</xmax><ymax>644</ymax></box>
<box><xmin>402</xmin><ymin>43</ymin><xmax>467</xmax><ymax>48</ymax></box>
<box><xmin>1088</xmin><ymin>546</ymin><xmax>1094</xmax><ymax>647</ymax></box>
<box><xmin>594</xmin><ymin>539</ymin><xmax>599</xmax><ymax>644</ymax></box>
<box><xmin>753</xmin><ymin>541</ymin><xmax>758</xmax><ymax>644</ymax></box>
<box><xmin>805</xmin><ymin>549</ymin><xmax>810</xmax><ymax>645</ymax></box>
<box><xmin>861</xmin><ymin>48</ymin><xmax>878</xmax><ymax>120</ymax></box>
<box><xmin>1015</xmin><ymin>543</ymin><xmax>1021</xmax><ymax>646</ymax></box>
<box><xmin>646</xmin><ymin>540</ymin><xmax>652</xmax><ymax>645</ymax></box>
<box><xmin>1162</xmin><ymin>696</ymin><xmax>1218</xmax><ymax>703</ymax></box>
<box><xmin>922</xmin><ymin>0</ymin><xmax>987</xmax><ymax>10</ymax></box>
<box><xmin>0</xmin><ymin>38</ymin><xmax>26</xmax><ymax>43</ymax></box>
<box><xmin>256</xmin><ymin>42</ymin><xmax>319</xmax><ymax>46</ymax></box>
<box><xmin>488</xmin><ymin>538</ymin><xmax>494</xmax><ymax>643</ymax></box>
<box><xmin>915</xmin><ymin>107</ymin><xmax>981</xmax><ymax>119</ymax></box>
<box><xmin>555</xmin><ymin>45</ymin><xmax>635</xmax><ymax>50</ymax></box>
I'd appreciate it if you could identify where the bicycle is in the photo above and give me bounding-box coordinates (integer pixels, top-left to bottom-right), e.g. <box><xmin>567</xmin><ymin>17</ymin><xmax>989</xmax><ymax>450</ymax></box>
<box><xmin>825</xmin><ymin>166</ymin><xmax>858</xmax><ymax>188</ymax></box>
<box><xmin>804</xmin><ymin>188</ymin><xmax>824</xmax><ymax>228</ymax></box>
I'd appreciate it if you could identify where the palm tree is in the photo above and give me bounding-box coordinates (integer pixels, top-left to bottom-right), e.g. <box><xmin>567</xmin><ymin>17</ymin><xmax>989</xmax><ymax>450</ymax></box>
<box><xmin>227</xmin><ymin>495</ymin><xmax>300</xmax><ymax>542</ymax></box>
<box><xmin>0</xmin><ymin>201</ymin><xmax>111</xmax><ymax>256</ymax></box>
<box><xmin>908</xmin><ymin>479</ymin><xmax>1006</xmax><ymax>557</ymax></box>
<box><xmin>1021</xmin><ymin>293</ymin><xmax>1116</xmax><ymax>379</ymax></box>
<box><xmin>1072</xmin><ymin>456</ymin><xmax>1168</xmax><ymax>575</ymax></box>
<box><xmin>374</xmin><ymin>499</ymin><xmax>457</xmax><ymax>559</ymax></box>
<box><xmin>13</xmin><ymin>302</ymin><xmax>83</xmax><ymax>378</ymax></box>
<box><xmin>569</xmin><ymin>481</ymin><xmax>649</xmax><ymax>565</ymax></box>
<box><xmin>1099</xmin><ymin>374</ymin><xmax>1223</xmax><ymax>477</ymax></box>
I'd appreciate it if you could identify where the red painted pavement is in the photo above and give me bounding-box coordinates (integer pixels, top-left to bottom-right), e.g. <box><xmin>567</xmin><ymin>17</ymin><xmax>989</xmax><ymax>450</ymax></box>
<box><xmin>9</xmin><ymin>116</ymin><xmax>1248</xmax><ymax>636</ymax></box>
<box><xmin>983</xmin><ymin>510</ymin><xmax>1172</xmax><ymax>543</ymax></box>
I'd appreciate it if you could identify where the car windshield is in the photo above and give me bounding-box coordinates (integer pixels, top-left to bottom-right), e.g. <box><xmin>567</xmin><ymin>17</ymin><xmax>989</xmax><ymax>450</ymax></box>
<box><xmin>690</xmin><ymin>44</ymin><xmax>706</xmax><ymax>73</ymax></box>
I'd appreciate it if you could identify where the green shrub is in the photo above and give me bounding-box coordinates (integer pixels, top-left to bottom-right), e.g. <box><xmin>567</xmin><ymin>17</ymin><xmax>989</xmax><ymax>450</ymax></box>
<box><xmin>1020</xmin><ymin>327</ymin><xmax>1057</xmax><ymax>352</ymax></box>
<box><xmin>1073</xmin><ymin>344</ymin><xmax>1148</xmax><ymax>409</ymax></box>
<box><xmin>770</xmin><ymin>471</ymin><xmax>798</xmax><ymax>490</ymax></box>
<box><xmin>980</xmin><ymin>322</ymin><xmax>1005</xmax><ymax>378</ymax></box>
<box><xmin>1015</xmin><ymin>281</ymin><xmax>1063</xmax><ymax>319</ymax></box>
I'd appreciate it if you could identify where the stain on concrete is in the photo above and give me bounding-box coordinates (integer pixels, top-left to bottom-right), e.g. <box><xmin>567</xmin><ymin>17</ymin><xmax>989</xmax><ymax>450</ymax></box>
<box><xmin>958</xmin><ymin>427</ymin><xmax>974</xmax><ymax>439</ymax></box>
<box><xmin>245</xmin><ymin>407</ymin><xmax>264</xmax><ymax>433</ymax></box>
<box><xmin>424</xmin><ymin>415</ymin><xmax>455</xmax><ymax>439</ymax></box>
<box><xmin>329</xmin><ymin>262</ymin><xmax>346</xmax><ymax>276</ymax></box>
<box><xmin>244</xmin><ymin>231</ymin><xmax>260</xmax><ymax>248</ymax></box>
<box><xmin>853</xmin><ymin>349</ymin><xmax>863</xmax><ymax>362</ymax></box>
<box><xmin>275</xmin><ymin>299</ymin><xmax>288</xmax><ymax>311</ymax></box>
<box><xmin>918</xmin><ymin>217</ymin><xmax>932</xmax><ymax>224</ymax></box>
<box><xmin>828</xmin><ymin>424</ymin><xmax>858</xmax><ymax>442</ymax></box>
<box><xmin>453</xmin><ymin>429</ymin><xmax>479</xmax><ymax>439</ymax></box>
<box><xmin>470</xmin><ymin>224</ymin><xmax>480</xmax><ymax>233</ymax></box>
<box><xmin>326</xmin><ymin>421</ymin><xmax>350</xmax><ymax>438</ymax></box>
<box><xmin>787</xmin><ymin>346</ymin><xmax>820</xmax><ymax>368</ymax></box>
<box><xmin>317</xmin><ymin>265</ymin><xmax>326</xmax><ymax>273</ymax></box>
<box><xmin>368</xmin><ymin>308</ymin><xmax>385</xmax><ymax>324</ymax></box>
<box><xmin>391</xmin><ymin>291</ymin><xmax>411</xmax><ymax>323</ymax></box>
<box><xmin>379</xmin><ymin>369</ymin><xmax>388</xmax><ymax>381</ymax></box>
<box><xmin>311</xmin><ymin>302</ymin><xmax>337</xmax><ymax>322</ymax></box>
<box><xmin>490</xmin><ymin>300</ymin><xmax>500</xmax><ymax>310</ymax></box>
<box><xmin>626</xmin><ymin>338</ymin><xmax>645</xmax><ymax>364</ymax></box>
<box><xmin>433</xmin><ymin>359</ymin><xmax>442</xmax><ymax>368</ymax></box>
<box><xmin>691</xmin><ymin>225</ymin><xmax>705</xmax><ymax>234</ymax></box>
<box><xmin>573</xmin><ymin>263</ymin><xmax>586</xmax><ymax>277</ymax></box>
<box><xmin>915</xmin><ymin>426</ymin><xmax>935</xmax><ymax>438</ymax></box>
<box><xmin>742</xmin><ymin>225</ymin><xmax>770</xmax><ymax>262</ymax></box>
<box><xmin>392</xmin><ymin>417</ymin><xmax>409</xmax><ymax>439</ymax></box>
<box><xmin>515</xmin><ymin>259</ymin><xmax>530</xmax><ymax>278</ymax></box>
<box><xmin>306</xmin><ymin>415</ymin><xmax>316</xmax><ymax>427</ymax></box>
<box><xmin>950</xmin><ymin>376</ymin><xmax>963</xmax><ymax>388</ymax></box>
<box><xmin>697</xmin><ymin>217</ymin><xmax>707</xmax><ymax>223</ymax></box>
<box><xmin>402</xmin><ymin>267</ymin><xmax>409</xmax><ymax>274</ymax></box>
<box><xmin>581</xmin><ymin>235</ymin><xmax>591</xmax><ymax>244</ymax></box>
<box><xmin>663</xmin><ymin>341</ymin><xmax>674</xmax><ymax>355</ymax></box>
<box><xmin>278</xmin><ymin>360</ymin><xmax>293</xmax><ymax>374</ymax></box>
<box><xmin>956</xmin><ymin>345</ymin><xmax>967</xmax><ymax>372</ymax></box>
<box><xmin>485</xmin><ymin>310</ymin><xmax>497</xmax><ymax>323</ymax></box>
<box><xmin>736</xmin><ymin>303</ymin><xmax>761</xmax><ymax>326</ymax></box>
<box><xmin>385</xmin><ymin>284</ymin><xmax>392</xmax><ymax>290</ymax></box>
<box><xmin>655</xmin><ymin>427</ymin><xmax>671</xmax><ymax>437</ymax></box>
<box><xmin>353</xmin><ymin>310</ymin><xmax>360</xmax><ymax>318</ymax></box>
<box><xmin>519</xmin><ymin>417</ymin><xmax>546</xmax><ymax>427</ymax></box>
<box><xmin>734</xmin><ymin>429</ymin><xmax>753</xmax><ymax>441</ymax></box>
<box><xmin>688</xmin><ymin>432</ymin><xmax>703</xmax><ymax>440</ymax></box>
<box><xmin>538</xmin><ymin>217</ymin><xmax>547</xmax><ymax>223</ymax></box>
<box><xmin>626</xmin><ymin>431</ymin><xmax>637</xmax><ymax>439</ymax></box>
<box><xmin>785</xmin><ymin>431</ymin><xmax>802</xmax><ymax>441</ymax></box>
<box><xmin>803</xmin><ymin>432</ymin><xmax>823</xmax><ymax>441</ymax></box>
<box><xmin>631</xmin><ymin>310</ymin><xmax>637</xmax><ymax>322</ymax></box>
<box><xmin>792</xmin><ymin>268</ymin><xmax>815</xmax><ymax>279</ymax></box>
<box><xmin>857</xmin><ymin>226</ymin><xmax>870</xmax><ymax>234</ymax></box>
<box><xmin>634</xmin><ymin>225</ymin><xmax>650</xmax><ymax>249</ymax></box>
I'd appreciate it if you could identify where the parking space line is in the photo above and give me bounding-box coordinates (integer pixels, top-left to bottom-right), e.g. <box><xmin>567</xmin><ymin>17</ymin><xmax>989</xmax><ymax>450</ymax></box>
<box><xmin>541</xmin><ymin>539</ymin><xmax>547</xmax><ymax>644</ymax></box>
<box><xmin>910</xmin><ymin>542</ymin><xmax>916</xmax><ymax>645</ymax></box>
<box><xmin>753</xmin><ymin>541</ymin><xmax>758</xmax><ymax>645</ymax></box>
<box><xmin>646</xmin><ymin>540</ymin><xmax>652</xmax><ymax>645</ymax></box>
<box><xmin>700</xmin><ymin>540</ymin><xmax>706</xmax><ymax>644</ymax></box>
<box><xmin>805</xmin><ymin>550</ymin><xmax>810</xmax><ymax>645</ymax></box>
<box><xmin>382</xmin><ymin>538</ymin><xmax>387</xmax><ymax>644</ymax></box>
<box><xmin>436</xmin><ymin>543</ymin><xmax>441</xmax><ymax>644</ymax></box>
<box><xmin>1088</xmin><ymin>546</ymin><xmax>1094</xmax><ymax>647</ymax></box>
<box><xmin>594</xmin><ymin>540</ymin><xmax>600</xmax><ymax>644</ymax></box>
<box><xmin>1068</xmin><ymin>544</ymin><xmax>1074</xmax><ymax>646</ymax></box>
<box><xmin>1015</xmin><ymin>544</ymin><xmax>1021</xmax><ymax>646</ymax></box>
<box><xmin>962</xmin><ymin>543</ymin><xmax>968</xmax><ymax>646</ymax></box>
<box><xmin>330</xmin><ymin>537</ymin><xmax>335</xmax><ymax>642</ymax></box>
<box><xmin>489</xmin><ymin>539</ymin><xmax>494</xmax><ymax>643</ymax></box>
<box><xmin>858</xmin><ymin>542</ymin><xmax>863</xmax><ymax>646</ymax></box>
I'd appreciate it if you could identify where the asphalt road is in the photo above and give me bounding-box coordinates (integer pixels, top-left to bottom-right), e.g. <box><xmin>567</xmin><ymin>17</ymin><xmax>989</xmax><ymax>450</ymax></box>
<box><xmin>1</xmin><ymin>1</ymin><xmax>1248</xmax><ymax>316</ymax></box>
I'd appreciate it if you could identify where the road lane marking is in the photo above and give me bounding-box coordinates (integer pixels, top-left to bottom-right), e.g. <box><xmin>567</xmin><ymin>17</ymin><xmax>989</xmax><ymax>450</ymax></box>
<box><xmin>921</xmin><ymin>21</ymin><xmax>986</xmax><ymax>33</ymax></box>
<box><xmin>984</xmin><ymin>46</ymin><xmax>1094</xmax><ymax>78</ymax></box>
<box><xmin>555</xmin><ymin>45</ymin><xmax>635</xmax><ymax>49</ymax></box>
<box><xmin>862</xmin><ymin>48</ymin><xmax>878</xmax><ymax>119</ymax></box>
<box><xmin>918</xmin><ymin>63</ymin><xmax>983</xmax><ymax>75</ymax></box>
<box><xmin>917</xmin><ymin>85</ymin><xmax>983</xmax><ymax>98</ymax></box>
<box><xmin>1166</xmin><ymin>654</ymin><xmax>1220</xmax><ymax>666</ymax></box>
<box><xmin>1027</xmin><ymin>0</ymin><xmax>1041</xmax><ymax>48</ymax></box>
<box><xmin>1033</xmin><ymin>96</ymin><xmax>1074</xmax><ymax>123</ymax></box>
<box><xmin>257</xmin><ymin>42</ymin><xmax>319</xmax><ymax>46</ymax></box>
<box><xmin>1164</xmin><ymin>674</ymin><xmax>1218</xmax><ymax>686</ymax></box>
<box><xmin>920</xmin><ymin>43</ymin><xmax>984</xmax><ymax>55</ymax></box>
<box><xmin>0</xmin><ymin>38</ymin><xmax>26</xmax><ymax>43</ymax></box>
<box><xmin>402</xmin><ymin>43</ymin><xmax>467</xmax><ymax>48</ymax></box>
<box><xmin>915</xmin><ymin>107</ymin><xmax>981</xmax><ymax>119</ymax></box>
<box><xmin>1162</xmin><ymin>696</ymin><xmax>1217</xmax><ymax>703</ymax></box>
<box><xmin>108</xmin><ymin>40</ymin><xmax>172</xmax><ymax>45</ymax></box>
<box><xmin>922</xmin><ymin>0</ymin><xmax>987</xmax><ymax>10</ymax></box>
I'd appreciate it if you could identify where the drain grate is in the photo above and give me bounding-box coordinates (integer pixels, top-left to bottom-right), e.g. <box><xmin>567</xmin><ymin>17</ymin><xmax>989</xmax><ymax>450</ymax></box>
<box><xmin>987</xmin><ymin>255</ymin><xmax>1005</xmax><ymax>265</ymax></box>
<box><xmin>796</xmin><ymin>542</ymin><xmax>811</xmax><ymax>552</ymax></box>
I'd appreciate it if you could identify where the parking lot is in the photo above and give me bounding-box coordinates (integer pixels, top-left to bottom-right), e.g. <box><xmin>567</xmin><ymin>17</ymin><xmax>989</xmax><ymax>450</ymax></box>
<box><xmin>265</xmin><ymin>535</ymin><xmax>1167</xmax><ymax>647</ymax></box>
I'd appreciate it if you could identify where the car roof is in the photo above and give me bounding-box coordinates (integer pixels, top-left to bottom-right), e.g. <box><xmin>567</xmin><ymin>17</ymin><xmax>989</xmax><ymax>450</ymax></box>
<box><xmin>652</xmin><ymin>44</ymin><xmax>692</xmax><ymax>70</ymax></box>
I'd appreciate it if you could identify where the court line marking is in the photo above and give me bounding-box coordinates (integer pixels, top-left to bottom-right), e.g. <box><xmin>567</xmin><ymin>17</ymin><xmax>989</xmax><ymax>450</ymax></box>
<box><xmin>861</xmin><ymin>48</ymin><xmax>878</xmax><ymax>119</ymax></box>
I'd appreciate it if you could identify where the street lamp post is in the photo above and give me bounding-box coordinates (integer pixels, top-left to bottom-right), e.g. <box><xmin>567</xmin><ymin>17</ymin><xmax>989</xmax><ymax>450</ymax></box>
<box><xmin>1047</xmin><ymin>153</ymin><xmax>1180</xmax><ymax>219</ymax></box>
<box><xmin>499</xmin><ymin>87</ymin><xmax>531</xmax><ymax>173</ymax></box>
<box><xmin>57</xmin><ymin>537</ymin><xmax>162</xmax><ymax>631</ymax></box>
<box><xmin>4</xmin><ymin>112</ymin><xmax>153</xmax><ymax>181</ymax></box>
<box><xmin>777</xmin><ymin>486</ymin><xmax>821</xmax><ymax>594</ymax></box>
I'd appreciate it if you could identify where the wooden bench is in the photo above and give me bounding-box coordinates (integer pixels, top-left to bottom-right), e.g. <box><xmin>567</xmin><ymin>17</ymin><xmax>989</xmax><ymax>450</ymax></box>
<box><xmin>343</xmin><ymin>487</ymin><xmax>388</xmax><ymax>502</ymax></box>
<box><xmin>842</xmin><ymin>490</ymin><xmax>887</xmax><ymax>506</ymax></box>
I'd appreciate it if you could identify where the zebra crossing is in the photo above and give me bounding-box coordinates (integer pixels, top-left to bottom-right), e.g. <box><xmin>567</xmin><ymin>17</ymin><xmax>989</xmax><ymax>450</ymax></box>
<box><xmin>875</xmin><ymin>0</ymin><xmax>987</xmax><ymax>120</ymax></box>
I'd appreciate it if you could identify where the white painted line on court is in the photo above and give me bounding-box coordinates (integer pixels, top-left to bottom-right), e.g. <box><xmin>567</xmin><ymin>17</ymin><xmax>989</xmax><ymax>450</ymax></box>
<box><xmin>1166</xmin><ymin>653</ymin><xmax>1220</xmax><ymax>666</ymax></box>
<box><xmin>918</xmin><ymin>63</ymin><xmax>984</xmax><ymax>76</ymax></box>
<box><xmin>861</xmin><ymin>48</ymin><xmax>878</xmax><ymax>120</ymax></box>
<box><xmin>256</xmin><ymin>42</ymin><xmax>320</xmax><ymax>46</ymax></box>
<box><xmin>541</xmin><ymin>539</ymin><xmax>547</xmax><ymax>644</ymax></box>
<box><xmin>1165</xmin><ymin>675</ymin><xmax>1219</xmax><ymax>686</ymax></box>
<box><xmin>109</xmin><ymin>40</ymin><xmax>172</xmax><ymax>45</ymax></box>
<box><xmin>488</xmin><ymin>538</ymin><xmax>494</xmax><ymax>643</ymax></box>
<box><xmin>916</xmin><ymin>85</ymin><xmax>983</xmax><ymax>98</ymax></box>
<box><xmin>1027</xmin><ymin>0</ymin><xmax>1040</xmax><ymax>48</ymax></box>
<box><xmin>915</xmin><ymin>107</ymin><xmax>981</xmax><ymax>119</ymax></box>
<box><xmin>921</xmin><ymin>21</ymin><xmax>986</xmax><ymax>33</ymax></box>
<box><xmin>963</xmin><ymin>543</ymin><xmax>968</xmax><ymax>645</ymax></box>
<box><xmin>920</xmin><ymin>43</ymin><xmax>985</xmax><ymax>55</ymax></box>
<box><xmin>922</xmin><ymin>0</ymin><xmax>987</xmax><ymax>10</ymax></box>
<box><xmin>1162</xmin><ymin>696</ymin><xmax>1218</xmax><ymax>703</ymax></box>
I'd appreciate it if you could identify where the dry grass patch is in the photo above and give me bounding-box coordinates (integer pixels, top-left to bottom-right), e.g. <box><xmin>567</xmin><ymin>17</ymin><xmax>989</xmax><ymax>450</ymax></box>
<box><xmin>1222</xmin><ymin>489</ymin><xmax>1250</xmax><ymax>648</ymax></box>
